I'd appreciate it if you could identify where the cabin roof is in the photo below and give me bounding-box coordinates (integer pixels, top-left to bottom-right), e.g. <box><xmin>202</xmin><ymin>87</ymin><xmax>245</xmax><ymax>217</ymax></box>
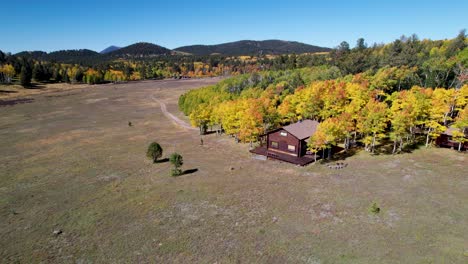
<box><xmin>282</xmin><ymin>120</ymin><xmax>319</xmax><ymax>140</ymax></box>
<box><xmin>443</xmin><ymin>126</ymin><xmax>468</xmax><ymax>137</ymax></box>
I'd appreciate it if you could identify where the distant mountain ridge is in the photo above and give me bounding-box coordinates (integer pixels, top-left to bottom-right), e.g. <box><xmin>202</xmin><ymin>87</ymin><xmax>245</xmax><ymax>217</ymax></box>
<box><xmin>106</xmin><ymin>42</ymin><xmax>171</xmax><ymax>57</ymax></box>
<box><xmin>13</xmin><ymin>40</ymin><xmax>331</xmax><ymax>64</ymax></box>
<box><xmin>15</xmin><ymin>51</ymin><xmax>48</xmax><ymax>60</ymax></box>
<box><xmin>15</xmin><ymin>49</ymin><xmax>100</xmax><ymax>65</ymax></box>
<box><xmin>174</xmin><ymin>40</ymin><xmax>331</xmax><ymax>56</ymax></box>
<box><xmin>100</xmin><ymin>45</ymin><xmax>121</xmax><ymax>54</ymax></box>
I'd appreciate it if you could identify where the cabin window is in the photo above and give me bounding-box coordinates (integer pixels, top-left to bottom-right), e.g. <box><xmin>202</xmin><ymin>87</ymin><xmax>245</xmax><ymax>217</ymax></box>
<box><xmin>280</xmin><ymin>131</ymin><xmax>288</xmax><ymax>137</ymax></box>
<box><xmin>288</xmin><ymin>145</ymin><xmax>296</xmax><ymax>152</ymax></box>
<box><xmin>271</xmin><ymin>141</ymin><xmax>278</xmax><ymax>148</ymax></box>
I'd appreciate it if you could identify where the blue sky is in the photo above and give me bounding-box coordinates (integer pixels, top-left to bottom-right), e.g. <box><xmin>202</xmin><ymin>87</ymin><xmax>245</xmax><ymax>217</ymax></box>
<box><xmin>1</xmin><ymin>0</ymin><xmax>467</xmax><ymax>53</ymax></box>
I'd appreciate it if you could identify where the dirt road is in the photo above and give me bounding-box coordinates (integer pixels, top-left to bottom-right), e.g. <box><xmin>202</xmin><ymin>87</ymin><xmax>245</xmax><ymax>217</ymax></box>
<box><xmin>151</xmin><ymin>94</ymin><xmax>197</xmax><ymax>130</ymax></box>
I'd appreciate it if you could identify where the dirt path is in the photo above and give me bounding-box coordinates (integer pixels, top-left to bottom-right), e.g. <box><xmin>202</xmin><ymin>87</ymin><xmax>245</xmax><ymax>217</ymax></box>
<box><xmin>151</xmin><ymin>94</ymin><xmax>197</xmax><ymax>130</ymax></box>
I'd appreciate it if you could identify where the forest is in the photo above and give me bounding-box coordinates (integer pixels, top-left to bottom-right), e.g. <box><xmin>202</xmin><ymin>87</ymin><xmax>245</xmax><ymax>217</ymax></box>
<box><xmin>178</xmin><ymin>31</ymin><xmax>468</xmax><ymax>154</ymax></box>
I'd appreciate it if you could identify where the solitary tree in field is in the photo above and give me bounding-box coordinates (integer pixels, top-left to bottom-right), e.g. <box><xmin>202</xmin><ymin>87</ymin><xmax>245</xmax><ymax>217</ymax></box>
<box><xmin>146</xmin><ymin>142</ymin><xmax>163</xmax><ymax>163</ymax></box>
<box><xmin>169</xmin><ymin>153</ymin><xmax>183</xmax><ymax>176</ymax></box>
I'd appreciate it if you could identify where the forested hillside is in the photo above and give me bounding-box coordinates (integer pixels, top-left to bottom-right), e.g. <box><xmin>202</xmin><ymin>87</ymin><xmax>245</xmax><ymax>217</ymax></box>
<box><xmin>174</xmin><ymin>40</ymin><xmax>331</xmax><ymax>56</ymax></box>
<box><xmin>106</xmin><ymin>42</ymin><xmax>171</xmax><ymax>57</ymax></box>
<box><xmin>179</xmin><ymin>31</ymin><xmax>468</xmax><ymax>153</ymax></box>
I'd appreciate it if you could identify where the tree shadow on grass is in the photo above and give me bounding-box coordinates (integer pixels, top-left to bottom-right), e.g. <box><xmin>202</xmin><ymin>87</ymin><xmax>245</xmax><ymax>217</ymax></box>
<box><xmin>316</xmin><ymin>135</ymin><xmax>430</xmax><ymax>162</ymax></box>
<box><xmin>0</xmin><ymin>90</ymin><xmax>18</xmax><ymax>94</ymax></box>
<box><xmin>330</xmin><ymin>147</ymin><xmax>360</xmax><ymax>161</ymax></box>
<box><xmin>202</xmin><ymin>131</ymin><xmax>217</xmax><ymax>135</ymax></box>
<box><xmin>373</xmin><ymin>136</ymin><xmax>426</xmax><ymax>155</ymax></box>
<box><xmin>155</xmin><ymin>158</ymin><xmax>169</xmax><ymax>163</ymax></box>
<box><xmin>182</xmin><ymin>168</ymin><xmax>198</xmax><ymax>175</ymax></box>
<box><xmin>0</xmin><ymin>98</ymin><xmax>34</xmax><ymax>107</ymax></box>
<box><xmin>24</xmin><ymin>83</ymin><xmax>46</xmax><ymax>89</ymax></box>
<box><xmin>402</xmin><ymin>138</ymin><xmax>426</xmax><ymax>153</ymax></box>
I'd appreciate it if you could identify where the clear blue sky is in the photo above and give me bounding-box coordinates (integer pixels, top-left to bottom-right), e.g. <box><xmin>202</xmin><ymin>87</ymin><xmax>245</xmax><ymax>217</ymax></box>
<box><xmin>1</xmin><ymin>0</ymin><xmax>467</xmax><ymax>53</ymax></box>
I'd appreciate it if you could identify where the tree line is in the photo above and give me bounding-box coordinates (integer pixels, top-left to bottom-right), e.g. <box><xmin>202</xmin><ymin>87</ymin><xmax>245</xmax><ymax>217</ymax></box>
<box><xmin>0</xmin><ymin>51</ymin><xmax>272</xmax><ymax>86</ymax></box>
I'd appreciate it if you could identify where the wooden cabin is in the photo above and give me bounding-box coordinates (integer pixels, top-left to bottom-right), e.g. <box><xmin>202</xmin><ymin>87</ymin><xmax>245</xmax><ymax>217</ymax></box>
<box><xmin>250</xmin><ymin>120</ymin><xmax>319</xmax><ymax>165</ymax></box>
<box><xmin>436</xmin><ymin>126</ymin><xmax>468</xmax><ymax>151</ymax></box>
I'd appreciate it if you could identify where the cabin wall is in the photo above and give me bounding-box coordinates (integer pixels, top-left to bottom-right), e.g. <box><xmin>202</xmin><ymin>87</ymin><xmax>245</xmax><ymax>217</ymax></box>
<box><xmin>267</xmin><ymin>129</ymin><xmax>299</xmax><ymax>157</ymax></box>
<box><xmin>436</xmin><ymin>134</ymin><xmax>468</xmax><ymax>150</ymax></box>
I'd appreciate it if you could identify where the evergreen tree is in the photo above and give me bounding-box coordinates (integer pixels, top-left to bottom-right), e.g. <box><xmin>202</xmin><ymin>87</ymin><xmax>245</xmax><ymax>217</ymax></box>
<box><xmin>338</xmin><ymin>41</ymin><xmax>350</xmax><ymax>52</ymax></box>
<box><xmin>0</xmin><ymin>50</ymin><xmax>5</xmax><ymax>63</ymax></box>
<box><xmin>20</xmin><ymin>65</ymin><xmax>32</xmax><ymax>87</ymax></box>
<box><xmin>355</xmin><ymin>38</ymin><xmax>367</xmax><ymax>50</ymax></box>
<box><xmin>139</xmin><ymin>64</ymin><xmax>147</xmax><ymax>79</ymax></box>
<box><xmin>169</xmin><ymin>153</ymin><xmax>183</xmax><ymax>176</ymax></box>
<box><xmin>146</xmin><ymin>142</ymin><xmax>163</xmax><ymax>163</ymax></box>
<box><xmin>42</xmin><ymin>63</ymin><xmax>52</xmax><ymax>81</ymax></box>
<box><xmin>32</xmin><ymin>63</ymin><xmax>44</xmax><ymax>81</ymax></box>
<box><xmin>446</xmin><ymin>29</ymin><xmax>466</xmax><ymax>57</ymax></box>
<box><xmin>123</xmin><ymin>64</ymin><xmax>132</xmax><ymax>79</ymax></box>
<box><xmin>63</xmin><ymin>69</ymin><xmax>69</xmax><ymax>83</ymax></box>
<box><xmin>74</xmin><ymin>68</ymin><xmax>83</xmax><ymax>82</ymax></box>
<box><xmin>52</xmin><ymin>67</ymin><xmax>62</xmax><ymax>82</ymax></box>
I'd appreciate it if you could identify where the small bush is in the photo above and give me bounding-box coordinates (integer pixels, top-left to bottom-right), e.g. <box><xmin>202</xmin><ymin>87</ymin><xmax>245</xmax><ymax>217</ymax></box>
<box><xmin>169</xmin><ymin>153</ymin><xmax>183</xmax><ymax>176</ymax></box>
<box><xmin>171</xmin><ymin>168</ymin><xmax>182</xmax><ymax>177</ymax></box>
<box><xmin>369</xmin><ymin>202</ymin><xmax>381</xmax><ymax>214</ymax></box>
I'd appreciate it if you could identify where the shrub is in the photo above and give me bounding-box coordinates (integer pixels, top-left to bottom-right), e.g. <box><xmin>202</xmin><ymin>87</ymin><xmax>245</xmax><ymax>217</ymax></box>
<box><xmin>169</xmin><ymin>153</ymin><xmax>183</xmax><ymax>176</ymax></box>
<box><xmin>171</xmin><ymin>168</ymin><xmax>182</xmax><ymax>177</ymax></box>
<box><xmin>146</xmin><ymin>142</ymin><xmax>163</xmax><ymax>163</ymax></box>
<box><xmin>369</xmin><ymin>202</ymin><xmax>381</xmax><ymax>214</ymax></box>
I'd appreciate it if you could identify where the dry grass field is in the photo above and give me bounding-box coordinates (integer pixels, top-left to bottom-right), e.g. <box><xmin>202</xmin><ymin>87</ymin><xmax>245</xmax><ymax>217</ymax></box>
<box><xmin>0</xmin><ymin>82</ymin><xmax>95</xmax><ymax>100</ymax></box>
<box><xmin>0</xmin><ymin>79</ymin><xmax>467</xmax><ymax>263</ymax></box>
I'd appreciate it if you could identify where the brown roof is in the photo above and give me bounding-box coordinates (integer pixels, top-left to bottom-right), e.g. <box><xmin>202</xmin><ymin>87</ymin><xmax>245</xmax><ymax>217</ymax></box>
<box><xmin>443</xmin><ymin>126</ymin><xmax>468</xmax><ymax>137</ymax></box>
<box><xmin>283</xmin><ymin>120</ymin><xmax>320</xmax><ymax>140</ymax></box>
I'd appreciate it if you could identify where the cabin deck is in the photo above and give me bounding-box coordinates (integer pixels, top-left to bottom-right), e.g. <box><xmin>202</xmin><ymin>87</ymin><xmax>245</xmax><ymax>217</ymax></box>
<box><xmin>250</xmin><ymin>146</ymin><xmax>317</xmax><ymax>166</ymax></box>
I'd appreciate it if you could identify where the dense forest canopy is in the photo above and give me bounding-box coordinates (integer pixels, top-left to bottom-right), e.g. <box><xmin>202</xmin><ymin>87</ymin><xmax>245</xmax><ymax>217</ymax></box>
<box><xmin>178</xmin><ymin>31</ymin><xmax>468</xmax><ymax>153</ymax></box>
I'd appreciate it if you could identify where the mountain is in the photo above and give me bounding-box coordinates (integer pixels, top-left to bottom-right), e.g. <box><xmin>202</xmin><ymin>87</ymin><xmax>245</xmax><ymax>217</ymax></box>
<box><xmin>174</xmin><ymin>40</ymin><xmax>331</xmax><ymax>56</ymax></box>
<box><xmin>15</xmin><ymin>51</ymin><xmax>49</xmax><ymax>60</ymax></box>
<box><xmin>107</xmin><ymin>42</ymin><xmax>171</xmax><ymax>57</ymax></box>
<box><xmin>11</xmin><ymin>40</ymin><xmax>331</xmax><ymax>64</ymax></box>
<box><xmin>15</xmin><ymin>49</ymin><xmax>101</xmax><ymax>65</ymax></box>
<box><xmin>13</xmin><ymin>42</ymin><xmax>172</xmax><ymax>64</ymax></box>
<box><xmin>100</xmin><ymin>45</ymin><xmax>121</xmax><ymax>54</ymax></box>
<box><xmin>46</xmin><ymin>49</ymin><xmax>101</xmax><ymax>64</ymax></box>
<box><xmin>47</xmin><ymin>49</ymin><xmax>100</xmax><ymax>59</ymax></box>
